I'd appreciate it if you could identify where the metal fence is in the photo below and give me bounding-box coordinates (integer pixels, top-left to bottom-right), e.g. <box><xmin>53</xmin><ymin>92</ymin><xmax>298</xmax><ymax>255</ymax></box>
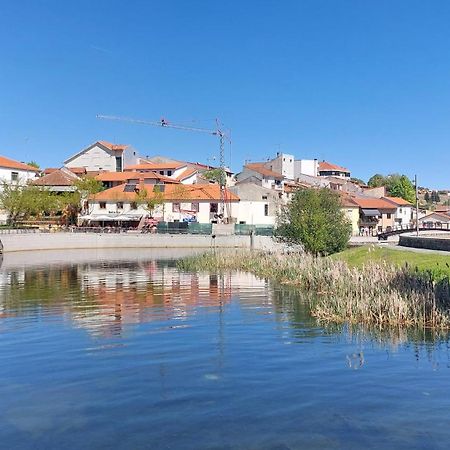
<box><xmin>234</xmin><ymin>224</ymin><xmax>274</xmax><ymax>236</ymax></box>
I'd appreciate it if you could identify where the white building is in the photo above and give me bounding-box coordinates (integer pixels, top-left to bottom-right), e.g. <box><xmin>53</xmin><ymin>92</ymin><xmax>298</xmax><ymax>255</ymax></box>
<box><xmin>265</xmin><ymin>152</ymin><xmax>295</xmax><ymax>180</ymax></box>
<box><xmin>236</xmin><ymin>163</ymin><xmax>284</xmax><ymax>190</ymax></box>
<box><xmin>0</xmin><ymin>155</ymin><xmax>39</xmax><ymax>224</ymax></box>
<box><xmin>294</xmin><ymin>159</ymin><xmax>319</xmax><ymax>178</ymax></box>
<box><xmin>229</xmin><ymin>183</ymin><xmax>282</xmax><ymax>225</ymax></box>
<box><xmin>384</xmin><ymin>197</ymin><xmax>414</xmax><ymax>226</ymax></box>
<box><xmin>85</xmin><ymin>182</ymin><xmax>240</xmax><ymax>225</ymax></box>
<box><xmin>64</xmin><ymin>140</ymin><xmax>139</xmax><ymax>173</ymax></box>
<box><xmin>0</xmin><ymin>155</ymin><xmax>38</xmax><ymax>185</ymax></box>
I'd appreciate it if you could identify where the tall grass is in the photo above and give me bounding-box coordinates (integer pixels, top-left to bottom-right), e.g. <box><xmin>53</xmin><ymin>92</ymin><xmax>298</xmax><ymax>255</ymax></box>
<box><xmin>177</xmin><ymin>250</ymin><xmax>450</xmax><ymax>329</ymax></box>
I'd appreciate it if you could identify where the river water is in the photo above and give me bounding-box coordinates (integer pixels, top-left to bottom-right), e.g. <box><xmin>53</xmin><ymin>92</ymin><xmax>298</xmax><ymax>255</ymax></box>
<box><xmin>0</xmin><ymin>249</ymin><xmax>449</xmax><ymax>450</ymax></box>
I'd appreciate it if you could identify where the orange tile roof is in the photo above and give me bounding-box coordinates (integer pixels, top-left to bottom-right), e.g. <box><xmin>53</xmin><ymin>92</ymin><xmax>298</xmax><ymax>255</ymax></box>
<box><xmin>97</xmin><ymin>141</ymin><xmax>129</xmax><ymax>151</ymax></box>
<box><xmin>245</xmin><ymin>163</ymin><xmax>284</xmax><ymax>179</ymax></box>
<box><xmin>339</xmin><ymin>193</ymin><xmax>360</xmax><ymax>208</ymax></box>
<box><xmin>0</xmin><ymin>156</ymin><xmax>39</xmax><ymax>172</ymax></box>
<box><xmin>176</xmin><ymin>167</ymin><xmax>198</xmax><ymax>181</ymax></box>
<box><xmin>92</xmin><ymin>183</ymin><xmax>239</xmax><ymax>202</ymax></box>
<box><xmin>32</xmin><ymin>169</ymin><xmax>79</xmax><ymax>186</ymax></box>
<box><xmin>96</xmin><ymin>171</ymin><xmax>178</xmax><ymax>184</ymax></box>
<box><xmin>350</xmin><ymin>196</ymin><xmax>396</xmax><ymax>210</ymax></box>
<box><xmin>319</xmin><ymin>161</ymin><xmax>349</xmax><ymax>173</ymax></box>
<box><xmin>43</xmin><ymin>168</ymin><xmax>59</xmax><ymax>175</ymax></box>
<box><xmin>384</xmin><ymin>196</ymin><xmax>413</xmax><ymax>206</ymax></box>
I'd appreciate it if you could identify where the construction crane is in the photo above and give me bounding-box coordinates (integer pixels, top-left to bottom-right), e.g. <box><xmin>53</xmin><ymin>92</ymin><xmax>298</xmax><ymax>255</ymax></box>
<box><xmin>96</xmin><ymin>114</ymin><xmax>231</xmax><ymax>222</ymax></box>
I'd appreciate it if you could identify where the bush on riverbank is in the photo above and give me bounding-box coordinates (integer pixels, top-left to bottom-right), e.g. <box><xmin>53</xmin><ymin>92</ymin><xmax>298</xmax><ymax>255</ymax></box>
<box><xmin>177</xmin><ymin>250</ymin><xmax>450</xmax><ymax>329</ymax></box>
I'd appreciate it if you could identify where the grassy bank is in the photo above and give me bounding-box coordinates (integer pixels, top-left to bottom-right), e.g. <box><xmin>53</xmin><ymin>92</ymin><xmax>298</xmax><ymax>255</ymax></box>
<box><xmin>178</xmin><ymin>250</ymin><xmax>450</xmax><ymax>329</ymax></box>
<box><xmin>332</xmin><ymin>246</ymin><xmax>450</xmax><ymax>279</ymax></box>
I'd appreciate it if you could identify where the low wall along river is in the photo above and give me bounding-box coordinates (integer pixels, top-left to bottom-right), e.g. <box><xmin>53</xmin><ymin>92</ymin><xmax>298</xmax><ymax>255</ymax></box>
<box><xmin>399</xmin><ymin>234</ymin><xmax>450</xmax><ymax>252</ymax></box>
<box><xmin>0</xmin><ymin>232</ymin><xmax>277</xmax><ymax>253</ymax></box>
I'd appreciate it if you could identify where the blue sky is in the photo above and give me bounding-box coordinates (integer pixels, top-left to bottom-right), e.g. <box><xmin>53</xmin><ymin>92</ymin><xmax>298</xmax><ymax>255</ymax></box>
<box><xmin>1</xmin><ymin>0</ymin><xmax>450</xmax><ymax>188</ymax></box>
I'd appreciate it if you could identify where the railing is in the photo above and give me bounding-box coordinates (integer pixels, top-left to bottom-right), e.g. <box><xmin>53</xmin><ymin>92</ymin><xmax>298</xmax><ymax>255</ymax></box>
<box><xmin>0</xmin><ymin>227</ymin><xmax>40</xmax><ymax>234</ymax></box>
<box><xmin>377</xmin><ymin>223</ymin><xmax>450</xmax><ymax>240</ymax></box>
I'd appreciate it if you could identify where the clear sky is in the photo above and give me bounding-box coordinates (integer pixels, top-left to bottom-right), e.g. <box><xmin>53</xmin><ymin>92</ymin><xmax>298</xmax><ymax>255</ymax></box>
<box><xmin>1</xmin><ymin>0</ymin><xmax>450</xmax><ymax>188</ymax></box>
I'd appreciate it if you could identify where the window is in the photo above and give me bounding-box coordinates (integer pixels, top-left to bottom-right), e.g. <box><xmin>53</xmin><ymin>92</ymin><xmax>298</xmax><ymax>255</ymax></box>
<box><xmin>210</xmin><ymin>203</ymin><xmax>218</xmax><ymax>213</ymax></box>
<box><xmin>130</xmin><ymin>202</ymin><xmax>137</xmax><ymax>210</ymax></box>
<box><xmin>173</xmin><ymin>202</ymin><xmax>180</xmax><ymax>212</ymax></box>
<box><xmin>387</xmin><ymin>213</ymin><xmax>392</xmax><ymax>219</ymax></box>
<box><xmin>262</xmin><ymin>195</ymin><xmax>268</xmax><ymax>200</ymax></box>
<box><xmin>99</xmin><ymin>202</ymin><xmax>106</xmax><ymax>209</ymax></box>
<box><xmin>167</xmin><ymin>170</ymin><xmax>172</xmax><ymax>176</ymax></box>
<box><xmin>117</xmin><ymin>202</ymin><xmax>124</xmax><ymax>209</ymax></box>
<box><xmin>191</xmin><ymin>202</ymin><xmax>199</xmax><ymax>212</ymax></box>
<box><xmin>115</xmin><ymin>156</ymin><xmax>122</xmax><ymax>172</ymax></box>
<box><xmin>159</xmin><ymin>171</ymin><xmax>164</xmax><ymax>175</ymax></box>
<box><xmin>11</xmin><ymin>172</ymin><xmax>18</xmax><ymax>182</ymax></box>
<box><xmin>399</xmin><ymin>208</ymin><xmax>402</xmax><ymax>213</ymax></box>
<box><xmin>264</xmin><ymin>204</ymin><xmax>269</xmax><ymax>216</ymax></box>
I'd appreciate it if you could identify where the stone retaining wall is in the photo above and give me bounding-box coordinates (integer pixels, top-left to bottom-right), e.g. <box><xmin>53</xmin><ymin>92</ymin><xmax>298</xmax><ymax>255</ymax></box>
<box><xmin>399</xmin><ymin>235</ymin><xmax>450</xmax><ymax>252</ymax></box>
<box><xmin>0</xmin><ymin>232</ymin><xmax>277</xmax><ymax>253</ymax></box>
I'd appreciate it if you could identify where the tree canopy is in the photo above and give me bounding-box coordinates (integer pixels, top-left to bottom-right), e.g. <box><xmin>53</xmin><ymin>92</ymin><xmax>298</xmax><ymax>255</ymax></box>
<box><xmin>367</xmin><ymin>173</ymin><xmax>415</xmax><ymax>203</ymax></box>
<box><xmin>276</xmin><ymin>188</ymin><xmax>351</xmax><ymax>255</ymax></box>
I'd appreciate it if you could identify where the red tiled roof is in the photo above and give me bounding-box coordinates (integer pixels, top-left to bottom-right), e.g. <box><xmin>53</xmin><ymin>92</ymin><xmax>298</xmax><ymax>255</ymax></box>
<box><xmin>97</xmin><ymin>141</ymin><xmax>129</xmax><ymax>152</ymax></box>
<box><xmin>339</xmin><ymin>193</ymin><xmax>360</xmax><ymax>208</ymax></box>
<box><xmin>384</xmin><ymin>196</ymin><xmax>413</xmax><ymax>207</ymax></box>
<box><xmin>350</xmin><ymin>196</ymin><xmax>396</xmax><ymax>210</ymax></box>
<box><xmin>176</xmin><ymin>167</ymin><xmax>198</xmax><ymax>181</ymax></box>
<box><xmin>0</xmin><ymin>156</ymin><xmax>39</xmax><ymax>172</ymax></box>
<box><xmin>319</xmin><ymin>161</ymin><xmax>349</xmax><ymax>173</ymax></box>
<box><xmin>92</xmin><ymin>183</ymin><xmax>239</xmax><ymax>202</ymax></box>
<box><xmin>32</xmin><ymin>169</ymin><xmax>79</xmax><ymax>186</ymax></box>
<box><xmin>245</xmin><ymin>163</ymin><xmax>284</xmax><ymax>179</ymax></box>
<box><xmin>96</xmin><ymin>171</ymin><xmax>178</xmax><ymax>184</ymax></box>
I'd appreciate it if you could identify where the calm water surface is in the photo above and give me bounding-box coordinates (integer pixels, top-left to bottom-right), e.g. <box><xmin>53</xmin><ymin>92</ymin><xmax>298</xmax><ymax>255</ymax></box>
<box><xmin>0</xmin><ymin>249</ymin><xmax>449</xmax><ymax>450</ymax></box>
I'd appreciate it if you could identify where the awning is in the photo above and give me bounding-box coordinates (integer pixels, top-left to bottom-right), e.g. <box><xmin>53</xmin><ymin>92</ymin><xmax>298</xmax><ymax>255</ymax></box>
<box><xmin>89</xmin><ymin>214</ymin><xmax>120</xmax><ymax>221</ymax></box>
<box><xmin>361</xmin><ymin>209</ymin><xmax>380</xmax><ymax>217</ymax></box>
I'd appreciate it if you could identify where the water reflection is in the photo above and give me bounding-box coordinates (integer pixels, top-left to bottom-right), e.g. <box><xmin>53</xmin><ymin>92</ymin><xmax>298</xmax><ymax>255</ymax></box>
<box><xmin>2</xmin><ymin>253</ymin><xmax>450</xmax><ymax>449</ymax></box>
<box><xmin>0</xmin><ymin>254</ymin><xmax>449</xmax><ymax>362</ymax></box>
<box><xmin>0</xmin><ymin>258</ymin><xmax>271</xmax><ymax>338</ymax></box>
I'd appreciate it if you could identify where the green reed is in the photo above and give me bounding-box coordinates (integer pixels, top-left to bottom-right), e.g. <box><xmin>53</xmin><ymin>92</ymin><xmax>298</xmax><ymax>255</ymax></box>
<box><xmin>177</xmin><ymin>250</ymin><xmax>450</xmax><ymax>329</ymax></box>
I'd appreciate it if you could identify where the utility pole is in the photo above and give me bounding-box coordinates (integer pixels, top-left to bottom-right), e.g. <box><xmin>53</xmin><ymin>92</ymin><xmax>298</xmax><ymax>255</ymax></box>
<box><xmin>415</xmin><ymin>174</ymin><xmax>419</xmax><ymax>236</ymax></box>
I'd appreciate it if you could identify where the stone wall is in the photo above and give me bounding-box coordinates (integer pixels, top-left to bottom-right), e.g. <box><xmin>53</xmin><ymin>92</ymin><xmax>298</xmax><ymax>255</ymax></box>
<box><xmin>0</xmin><ymin>232</ymin><xmax>278</xmax><ymax>253</ymax></box>
<box><xmin>399</xmin><ymin>235</ymin><xmax>450</xmax><ymax>252</ymax></box>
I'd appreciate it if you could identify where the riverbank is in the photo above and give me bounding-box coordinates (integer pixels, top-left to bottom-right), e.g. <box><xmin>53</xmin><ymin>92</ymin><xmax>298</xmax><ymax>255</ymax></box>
<box><xmin>178</xmin><ymin>250</ymin><xmax>450</xmax><ymax>329</ymax></box>
<box><xmin>0</xmin><ymin>232</ymin><xmax>277</xmax><ymax>253</ymax></box>
<box><xmin>332</xmin><ymin>246</ymin><xmax>450</xmax><ymax>277</ymax></box>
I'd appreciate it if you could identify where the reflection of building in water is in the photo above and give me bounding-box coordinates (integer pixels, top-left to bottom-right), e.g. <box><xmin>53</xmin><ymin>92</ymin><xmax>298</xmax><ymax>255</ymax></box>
<box><xmin>0</xmin><ymin>259</ymin><xmax>269</xmax><ymax>337</ymax></box>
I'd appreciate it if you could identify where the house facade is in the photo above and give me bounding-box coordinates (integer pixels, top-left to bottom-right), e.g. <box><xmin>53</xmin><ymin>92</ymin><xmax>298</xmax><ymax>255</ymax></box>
<box><xmin>0</xmin><ymin>156</ymin><xmax>38</xmax><ymax>186</ymax></box>
<box><xmin>318</xmin><ymin>161</ymin><xmax>351</xmax><ymax>178</ymax></box>
<box><xmin>383</xmin><ymin>197</ymin><xmax>413</xmax><ymax>226</ymax></box>
<box><xmin>64</xmin><ymin>141</ymin><xmax>139</xmax><ymax>173</ymax></box>
<box><xmin>236</xmin><ymin>163</ymin><xmax>284</xmax><ymax>190</ymax></box>
<box><xmin>0</xmin><ymin>156</ymin><xmax>39</xmax><ymax>224</ymax></box>
<box><xmin>84</xmin><ymin>182</ymin><xmax>239</xmax><ymax>225</ymax></box>
<box><xmin>229</xmin><ymin>183</ymin><xmax>282</xmax><ymax>225</ymax></box>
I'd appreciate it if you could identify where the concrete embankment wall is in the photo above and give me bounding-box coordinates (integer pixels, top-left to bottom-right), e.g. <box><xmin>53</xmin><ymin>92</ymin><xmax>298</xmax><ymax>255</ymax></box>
<box><xmin>399</xmin><ymin>235</ymin><xmax>450</xmax><ymax>252</ymax></box>
<box><xmin>0</xmin><ymin>232</ymin><xmax>277</xmax><ymax>253</ymax></box>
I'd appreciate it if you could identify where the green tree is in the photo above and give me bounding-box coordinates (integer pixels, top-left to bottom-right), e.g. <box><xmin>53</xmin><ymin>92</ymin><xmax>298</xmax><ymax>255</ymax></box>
<box><xmin>367</xmin><ymin>174</ymin><xmax>386</xmax><ymax>188</ymax></box>
<box><xmin>350</xmin><ymin>177</ymin><xmax>366</xmax><ymax>186</ymax></box>
<box><xmin>0</xmin><ymin>183</ymin><xmax>58</xmax><ymax>225</ymax></box>
<box><xmin>387</xmin><ymin>175</ymin><xmax>415</xmax><ymax>203</ymax></box>
<box><xmin>74</xmin><ymin>176</ymin><xmax>104</xmax><ymax>200</ymax></box>
<box><xmin>27</xmin><ymin>161</ymin><xmax>40</xmax><ymax>169</ymax></box>
<box><xmin>276</xmin><ymin>188</ymin><xmax>351</xmax><ymax>255</ymax></box>
<box><xmin>202</xmin><ymin>168</ymin><xmax>226</xmax><ymax>185</ymax></box>
<box><xmin>135</xmin><ymin>186</ymin><xmax>165</xmax><ymax>216</ymax></box>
